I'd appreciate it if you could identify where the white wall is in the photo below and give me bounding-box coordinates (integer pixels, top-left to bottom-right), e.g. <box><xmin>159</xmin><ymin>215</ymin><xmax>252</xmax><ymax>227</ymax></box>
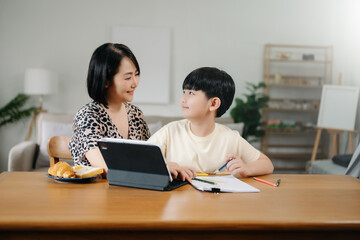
<box><xmin>1</xmin><ymin>0</ymin><xmax>360</xmax><ymax>172</ymax></box>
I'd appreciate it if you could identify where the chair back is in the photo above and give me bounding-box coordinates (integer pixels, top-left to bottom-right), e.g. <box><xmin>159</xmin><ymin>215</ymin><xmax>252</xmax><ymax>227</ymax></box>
<box><xmin>47</xmin><ymin>136</ymin><xmax>72</xmax><ymax>166</ymax></box>
<box><xmin>36</xmin><ymin>112</ymin><xmax>74</xmax><ymax>145</ymax></box>
<box><xmin>345</xmin><ymin>142</ymin><xmax>360</xmax><ymax>178</ymax></box>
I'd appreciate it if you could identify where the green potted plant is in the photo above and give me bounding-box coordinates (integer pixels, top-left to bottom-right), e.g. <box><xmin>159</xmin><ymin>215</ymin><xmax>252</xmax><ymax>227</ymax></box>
<box><xmin>230</xmin><ymin>82</ymin><xmax>269</xmax><ymax>142</ymax></box>
<box><xmin>0</xmin><ymin>93</ymin><xmax>37</xmax><ymax>128</ymax></box>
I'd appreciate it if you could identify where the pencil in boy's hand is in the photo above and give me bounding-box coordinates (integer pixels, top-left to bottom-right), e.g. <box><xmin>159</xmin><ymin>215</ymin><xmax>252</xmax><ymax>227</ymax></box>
<box><xmin>214</xmin><ymin>158</ymin><xmax>233</xmax><ymax>174</ymax></box>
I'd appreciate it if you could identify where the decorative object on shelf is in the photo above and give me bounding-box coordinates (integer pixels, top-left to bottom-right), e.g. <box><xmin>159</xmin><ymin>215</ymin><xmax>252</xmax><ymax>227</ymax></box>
<box><xmin>0</xmin><ymin>94</ymin><xmax>36</xmax><ymax>128</ymax></box>
<box><xmin>230</xmin><ymin>82</ymin><xmax>269</xmax><ymax>142</ymax></box>
<box><xmin>274</xmin><ymin>72</ymin><xmax>282</xmax><ymax>84</ymax></box>
<box><xmin>24</xmin><ymin>68</ymin><xmax>58</xmax><ymax>140</ymax></box>
<box><xmin>302</xmin><ymin>54</ymin><xmax>315</xmax><ymax>61</ymax></box>
<box><xmin>267</xmin><ymin>119</ymin><xmax>316</xmax><ymax>132</ymax></box>
<box><xmin>269</xmin><ymin>76</ymin><xmax>323</xmax><ymax>87</ymax></box>
<box><xmin>276</xmin><ymin>51</ymin><xmax>291</xmax><ymax>60</ymax></box>
<box><xmin>267</xmin><ymin>119</ymin><xmax>282</xmax><ymax>129</ymax></box>
<box><xmin>285</xmin><ymin>77</ymin><xmax>294</xmax><ymax>85</ymax></box>
<box><xmin>268</xmin><ymin>99</ymin><xmax>320</xmax><ymax>111</ymax></box>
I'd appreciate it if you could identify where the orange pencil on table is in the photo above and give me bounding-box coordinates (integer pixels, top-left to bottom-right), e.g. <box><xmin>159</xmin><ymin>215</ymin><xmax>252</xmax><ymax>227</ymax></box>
<box><xmin>253</xmin><ymin>177</ymin><xmax>281</xmax><ymax>187</ymax></box>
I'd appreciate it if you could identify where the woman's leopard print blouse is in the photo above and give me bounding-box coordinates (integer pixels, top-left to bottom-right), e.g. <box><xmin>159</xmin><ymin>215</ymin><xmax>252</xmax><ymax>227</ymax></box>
<box><xmin>69</xmin><ymin>101</ymin><xmax>150</xmax><ymax>166</ymax></box>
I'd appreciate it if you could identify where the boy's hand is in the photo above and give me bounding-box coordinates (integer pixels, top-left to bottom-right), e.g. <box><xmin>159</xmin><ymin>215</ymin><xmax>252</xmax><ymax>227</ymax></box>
<box><xmin>167</xmin><ymin>162</ymin><xmax>197</xmax><ymax>182</ymax></box>
<box><xmin>225</xmin><ymin>154</ymin><xmax>251</xmax><ymax>178</ymax></box>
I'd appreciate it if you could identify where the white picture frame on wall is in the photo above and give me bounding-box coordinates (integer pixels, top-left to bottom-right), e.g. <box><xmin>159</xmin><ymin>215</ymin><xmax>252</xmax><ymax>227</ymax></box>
<box><xmin>112</xmin><ymin>26</ymin><xmax>171</xmax><ymax>104</ymax></box>
<box><xmin>317</xmin><ymin>85</ymin><xmax>359</xmax><ymax>131</ymax></box>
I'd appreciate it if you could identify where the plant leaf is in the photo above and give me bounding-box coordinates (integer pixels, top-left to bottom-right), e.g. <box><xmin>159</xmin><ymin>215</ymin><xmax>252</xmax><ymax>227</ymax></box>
<box><xmin>0</xmin><ymin>93</ymin><xmax>36</xmax><ymax>128</ymax></box>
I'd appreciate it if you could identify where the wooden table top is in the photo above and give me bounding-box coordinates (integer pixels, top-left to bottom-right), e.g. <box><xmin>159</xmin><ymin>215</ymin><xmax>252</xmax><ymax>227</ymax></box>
<box><xmin>0</xmin><ymin>172</ymin><xmax>359</xmax><ymax>231</ymax></box>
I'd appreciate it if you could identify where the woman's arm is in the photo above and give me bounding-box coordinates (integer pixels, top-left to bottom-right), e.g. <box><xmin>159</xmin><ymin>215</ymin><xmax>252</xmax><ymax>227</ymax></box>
<box><xmin>85</xmin><ymin>148</ymin><xmax>108</xmax><ymax>173</ymax></box>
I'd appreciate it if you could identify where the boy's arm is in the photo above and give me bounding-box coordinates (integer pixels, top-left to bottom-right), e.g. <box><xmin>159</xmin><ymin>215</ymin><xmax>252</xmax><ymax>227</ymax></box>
<box><xmin>245</xmin><ymin>152</ymin><xmax>274</xmax><ymax>176</ymax></box>
<box><xmin>225</xmin><ymin>153</ymin><xmax>274</xmax><ymax>178</ymax></box>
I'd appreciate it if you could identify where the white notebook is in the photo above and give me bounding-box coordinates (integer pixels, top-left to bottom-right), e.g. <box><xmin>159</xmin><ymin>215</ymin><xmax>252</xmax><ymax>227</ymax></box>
<box><xmin>191</xmin><ymin>175</ymin><xmax>260</xmax><ymax>193</ymax></box>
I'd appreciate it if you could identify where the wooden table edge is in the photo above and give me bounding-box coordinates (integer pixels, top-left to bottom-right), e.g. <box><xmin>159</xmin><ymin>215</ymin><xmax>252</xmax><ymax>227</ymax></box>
<box><xmin>1</xmin><ymin>221</ymin><xmax>360</xmax><ymax>231</ymax></box>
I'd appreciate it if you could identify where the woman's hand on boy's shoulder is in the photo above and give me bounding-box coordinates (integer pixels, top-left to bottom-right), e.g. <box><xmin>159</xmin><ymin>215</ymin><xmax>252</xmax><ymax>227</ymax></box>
<box><xmin>167</xmin><ymin>162</ymin><xmax>196</xmax><ymax>182</ymax></box>
<box><xmin>225</xmin><ymin>155</ymin><xmax>251</xmax><ymax>178</ymax></box>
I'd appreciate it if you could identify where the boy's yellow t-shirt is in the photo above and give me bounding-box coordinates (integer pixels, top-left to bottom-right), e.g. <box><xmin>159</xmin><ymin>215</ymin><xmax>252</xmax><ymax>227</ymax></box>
<box><xmin>148</xmin><ymin>119</ymin><xmax>260</xmax><ymax>173</ymax></box>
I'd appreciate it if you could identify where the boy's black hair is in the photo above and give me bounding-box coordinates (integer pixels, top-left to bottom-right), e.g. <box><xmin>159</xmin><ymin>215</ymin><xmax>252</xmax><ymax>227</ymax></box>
<box><xmin>182</xmin><ymin>67</ymin><xmax>235</xmax><ymax>117</ymax></box>
<box><xmin>87</xmin><ymin>43</ymin><xmax>140</xmax><ymax>108</ymax></box>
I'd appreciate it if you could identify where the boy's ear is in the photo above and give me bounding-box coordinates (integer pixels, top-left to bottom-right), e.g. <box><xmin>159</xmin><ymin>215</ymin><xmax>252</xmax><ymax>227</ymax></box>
<box><xmin>209</xmin><ymin>97</ymin><xmax>221</xmax><ymax>112</ymax></box>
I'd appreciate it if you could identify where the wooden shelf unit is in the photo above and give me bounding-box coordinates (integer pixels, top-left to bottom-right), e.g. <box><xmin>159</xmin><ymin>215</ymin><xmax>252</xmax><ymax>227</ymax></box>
<box><xmin>261</xmin><ymin>44</ymin><xmax>333</xmax><ymax>169</ymax></box>
<box><xmin>267</xmin><ymin>108</ymin><xmax>318</xmax><ymax>112</ymax></box>
<box><xmin>267</xmin><ymin>98</ymin><xmax>320</xmax><ymax>112</ymax></box>
<box><xmin>266</xmin><ymin>59</ymin><xmax>331</xmax><ymax>63</ymax></box>
<box><xmin>268</xmin><ymin>84</ymin><xmax>322</xmax><ymax>89</ymax></box>
<box><xmin>266</xmin><ymin>129</ymin><xmax>318</xmax><ymax>134</ymax></box>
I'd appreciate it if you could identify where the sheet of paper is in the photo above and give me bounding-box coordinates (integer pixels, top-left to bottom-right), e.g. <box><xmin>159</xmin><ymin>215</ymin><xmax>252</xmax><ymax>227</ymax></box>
<box><xmin>191</xmin><ymin>175</ymin><xmax>260</xmax><ymax>193</ymax></box>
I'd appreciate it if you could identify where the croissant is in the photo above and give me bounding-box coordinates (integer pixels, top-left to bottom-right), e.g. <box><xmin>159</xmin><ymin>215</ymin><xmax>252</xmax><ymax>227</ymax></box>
<box><xmin>48</xmin><ymin>161</ymin><xmax>75</xmax><ymax>178</ymax></box>
<box><xmin>48</xmin><ymin>162</ymin><xmax>103</xmax><ymax>179</ymax></box>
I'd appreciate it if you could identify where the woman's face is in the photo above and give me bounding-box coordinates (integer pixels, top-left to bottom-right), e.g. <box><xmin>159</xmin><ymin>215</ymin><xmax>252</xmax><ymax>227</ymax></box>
<box><xmin>107</xmin><ymin>57</ymin><xmax>139</xmax><ymax>104</ymax></box>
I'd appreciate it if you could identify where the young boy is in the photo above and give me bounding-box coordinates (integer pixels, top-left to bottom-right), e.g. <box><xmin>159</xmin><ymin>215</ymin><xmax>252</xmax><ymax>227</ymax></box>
<box><xmin>149</xmin><ymin>67</ymin><xmax>274</xmax><ymax>182</ymax></box>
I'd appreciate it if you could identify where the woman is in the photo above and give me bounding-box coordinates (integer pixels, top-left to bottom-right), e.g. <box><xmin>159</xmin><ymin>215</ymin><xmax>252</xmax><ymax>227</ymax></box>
<box><xmin>69</xmin><ymin>43</ymin><xmax>150</xmax><ymax>173</ymax></box>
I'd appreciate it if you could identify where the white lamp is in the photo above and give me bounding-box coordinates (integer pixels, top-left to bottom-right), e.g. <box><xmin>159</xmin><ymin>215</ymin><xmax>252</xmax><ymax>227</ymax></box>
<box><xmin>24</xmin><ymin>68</ymin><xmax>58</xmax><ymax>111</ymax></box>
<box><xmin>24</xmin><ymin>68</ymin><xmax>58</xmax><ymax>140</ymax></box>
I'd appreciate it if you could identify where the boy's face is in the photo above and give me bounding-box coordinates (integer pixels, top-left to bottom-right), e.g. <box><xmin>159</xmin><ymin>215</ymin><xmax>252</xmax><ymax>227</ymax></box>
<box><xmin>180</xmin><ymin>89</ymin><xmax>212</xmax><ymax>119</ymax></box>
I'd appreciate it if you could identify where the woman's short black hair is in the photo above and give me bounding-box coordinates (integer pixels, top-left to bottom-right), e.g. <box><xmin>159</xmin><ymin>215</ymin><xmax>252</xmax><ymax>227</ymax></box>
<box><xmin>87</xmin><ymin>43</ymin><xmax>140</xmax><ymax>108</ymax></box>
<box><xmin>182</xmin><ymin>67</ymin><xmax>235</xmax><ymax>117</ymax></box>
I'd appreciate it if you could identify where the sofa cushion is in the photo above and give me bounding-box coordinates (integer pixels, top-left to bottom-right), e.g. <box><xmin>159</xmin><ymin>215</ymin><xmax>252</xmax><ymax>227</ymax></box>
<box><xmin>224</xmin><ymin>122</ymin><xmax>244</xmax><ymax>136</ymax></box>
<box><xmin>309</xmin><ymin>160</ymin><xmax>346</xmax><ymax>175</ymax></box>
<box><xmin>35</xmin><ymin>121</ymin><xmax>73</xmax><ymax>168</ymax></box>
<box><xmin>332</xmin><ymin>154</ymin><xmax>352</xmax><ymax>167</ymax></box>
<box><xmin>148</xmin><ymin>121</ymin><xmax>163</xmax><ymax>136</ymax></box>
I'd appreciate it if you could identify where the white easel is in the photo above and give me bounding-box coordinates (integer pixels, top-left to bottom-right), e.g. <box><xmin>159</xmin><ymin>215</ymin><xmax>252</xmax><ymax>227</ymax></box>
<box><xmin>311</xmin><ymin>83</ymin><xmax>359</xmax><ymax>161</ymax></box>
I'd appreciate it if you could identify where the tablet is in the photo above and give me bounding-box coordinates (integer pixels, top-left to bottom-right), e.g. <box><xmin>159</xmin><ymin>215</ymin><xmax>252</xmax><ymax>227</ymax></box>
<box><xmin>98</xmin><ymin>138</ymin><xmax>187</xmax><ymax>191</ymax></box>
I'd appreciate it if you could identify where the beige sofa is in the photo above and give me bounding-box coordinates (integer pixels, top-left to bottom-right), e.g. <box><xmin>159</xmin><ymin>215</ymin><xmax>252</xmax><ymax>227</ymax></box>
<box><xmin>8</xmin><ymin>113</ymin><xmax>73</xmax><ymax>171</ymax></box>
<box><xmin>8</xmin><ymin>113</ymin><xmax>240</xmax><ymax>171</ymax></box>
